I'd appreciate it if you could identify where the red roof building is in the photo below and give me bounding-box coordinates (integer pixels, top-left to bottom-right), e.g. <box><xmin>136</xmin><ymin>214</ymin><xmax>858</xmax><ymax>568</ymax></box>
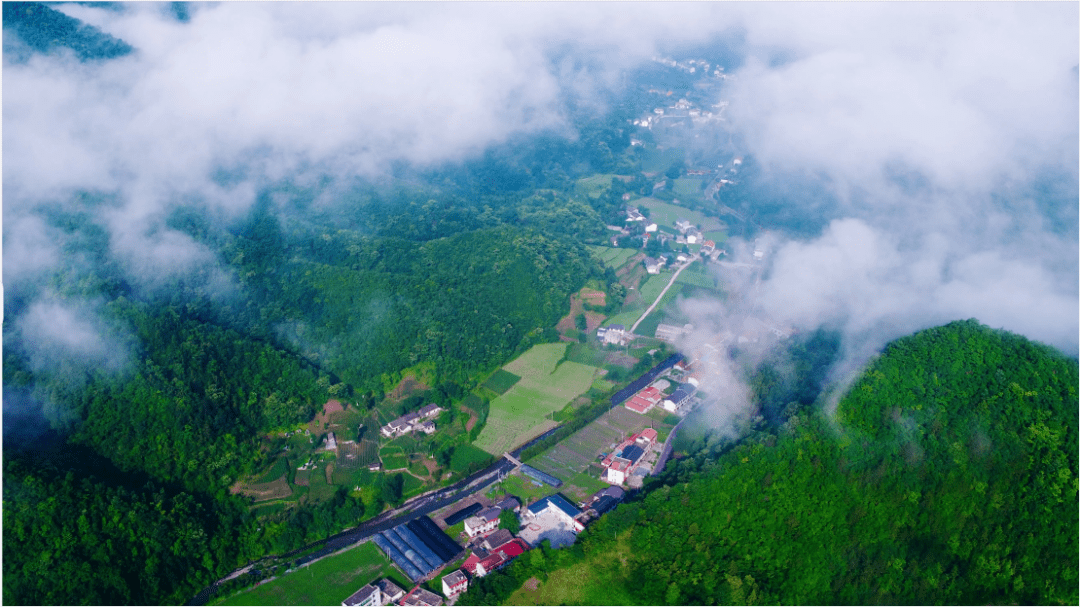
<box><xmin>624</xmin><ymin>386</ymin><xmax>662</xmax><ymax>414</ymax></box>
<box><xmin>462</xmin><ymin>538</ymin><xmax>530</xmax><ymax>578</ymax></box>
<box><xmin>599</xmin><ymin>429</ymin><xmax>659</xmax><ymax>485</ymax></box>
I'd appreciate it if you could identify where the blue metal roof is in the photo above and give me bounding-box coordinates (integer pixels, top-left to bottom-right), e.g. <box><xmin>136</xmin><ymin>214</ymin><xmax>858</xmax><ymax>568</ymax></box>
<box><xmin>670</xmin><ymin>387</ymin><xmax>692</xmax><ymax>402</ymax></box>
<box><xmin>521</xmin><ymin>464</ymin><xmax>562</xmax><ymax>488</ymax></box>
<box><xmin>529</xmin><ymin>493</ymin><xmax>581</xmax><ymax>519</ymax></box>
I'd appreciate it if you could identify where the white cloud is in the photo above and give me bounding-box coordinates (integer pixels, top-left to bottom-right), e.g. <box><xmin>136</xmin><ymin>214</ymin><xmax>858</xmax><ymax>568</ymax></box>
<box><xmin>3</xmin><ymin>2</ymin><xmax>1076</xmax><ymax>433</ymax></box>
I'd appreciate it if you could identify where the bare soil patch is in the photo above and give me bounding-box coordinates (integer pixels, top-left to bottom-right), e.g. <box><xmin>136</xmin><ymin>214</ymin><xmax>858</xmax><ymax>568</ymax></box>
<box><xmin>557</xmin><ymin>289</ymin><xmax>609</xmax><ymax>336</ymax></box>
<box><xmin>460</xmin><ymin>406</ymin><xmax>480</xmax><ymax>433</ymax></box>
<box><xmin>580</xmin><ymin>288</ymin><xmax>606</xmax><ymax>306</ymax></box>
<box><xmin>615</xmin><ymin>253</ymin><xmax>645</xmax><ymax>279</ymax></box>
<box><xmin>386</xmin><ymin>376</ymin><xmax>429</xmax><ymax>402</ymax></box>
<box><xmin>314</xmin><ymin>399</ymin><xmax>345</xmax><ymax>427</ymax></box>
<box><xmin>524</xmin><ymin>577</ymin><xmax>541</xmax><ymax>591</ymax></box>
<box><xmin>238</xmin><ymin>474</ymin><xmax>293</xmax><ymax>502</ymax></box>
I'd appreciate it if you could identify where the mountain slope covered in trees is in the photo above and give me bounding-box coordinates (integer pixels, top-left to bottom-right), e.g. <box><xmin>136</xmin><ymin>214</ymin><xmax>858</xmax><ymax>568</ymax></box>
<box><xmin>461</xmin><ymin>320</ymin><xmax>1079</xmax><ymax>605</ymax></box>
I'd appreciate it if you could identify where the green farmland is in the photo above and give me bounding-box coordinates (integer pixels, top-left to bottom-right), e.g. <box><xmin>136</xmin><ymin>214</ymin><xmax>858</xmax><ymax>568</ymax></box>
<box><xmin>576</xmin><ymin>173</ymin><xmax>629</xmax><ymax>198</ymax></box>
<box><xmin>636</xmin><ymin>198</ymin><xmax>725</xmax><ymax>234</ymax></box>
<box><xmin>483</xmin><ymin>369</ymin><xmax>521</xmax><ymax>395</ymax></box>
<box><xmin>214</xmin><ymin>541</ymin><xmax>408</xmax><ymax>606</ymax></box>
<box><xmin>525</xmin><ymin>406</ymin><xmax>675</xmax><ymax>500</ymax></box>
<box><xmin>474</xmin><ymin>344</ymin><xmax>601</xmax><ymax>455</ymax></box>
<box><xmin>675</xmin><ymin>262</ymin><xmax>720</xmax><ymax>290</ymax></box>
<box><xmin>587</xmin><ymin>245</ymin><xmax>639</xmax><ymax>270</ymax></box>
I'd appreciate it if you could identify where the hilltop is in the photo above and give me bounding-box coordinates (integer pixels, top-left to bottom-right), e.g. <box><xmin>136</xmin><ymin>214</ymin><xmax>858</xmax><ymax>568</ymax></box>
<box><xmin>460</xmin><ymin>320</ymin><xmax>1079</xmax><ymax>605</ymax></box>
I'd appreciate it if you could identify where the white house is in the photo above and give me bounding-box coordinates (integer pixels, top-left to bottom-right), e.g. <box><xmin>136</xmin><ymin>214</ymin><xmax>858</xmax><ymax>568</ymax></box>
<box><xmin>342</xmin><ymin>584</ymin><xmax>381</xmax><ymax>607</ymax></box>
<box><xmin>441</xmin><ymin>571</ymin><xmax>468</xmax><ymax>598</ymax></box>
<box><xmin>464</xmin><ymin>506</ymin><xmax>502</xmax><ymax>538</ymax></box>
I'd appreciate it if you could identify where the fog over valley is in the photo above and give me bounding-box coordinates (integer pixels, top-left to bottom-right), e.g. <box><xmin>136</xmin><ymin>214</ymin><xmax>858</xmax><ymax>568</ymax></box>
<box><xmin>2</xmin><ymin>4</ymin><xmax>1077</xmax><ymax>605</ymax></box>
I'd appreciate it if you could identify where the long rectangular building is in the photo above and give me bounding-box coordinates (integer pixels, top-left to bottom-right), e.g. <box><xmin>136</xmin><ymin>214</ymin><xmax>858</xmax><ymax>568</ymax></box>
<box><xmin>372</xmin><ymin>516</ymin><xmax>462</xmax><ymax>583</ymax></box>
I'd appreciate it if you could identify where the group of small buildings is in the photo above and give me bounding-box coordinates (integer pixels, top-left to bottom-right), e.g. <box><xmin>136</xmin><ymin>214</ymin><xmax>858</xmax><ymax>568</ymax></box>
<box><xmin>350</xmin><ymin>467</ymin><xmax>637</xmax><ymax>605</ymax></box>
<box><xmin>596</xmin><ymin>324</ymin><xmax>631</xmax><ymax>347</ymax></box>
<box><xmin>624</xmin><ymin>386</ymin><xmax>663</xmax><ymax>414</ymax></box>
<box><xmin>343</xmin><ymin>578</ymin><xmax>407</xmax><ymax>607</ymax></box>
<box><xmin>462</xmin><ymin>496</ymin><xmax>520</xmax><ymax>538</ymax></box>
<box><xmin>343</xmin><ymin>578</ymin><xmax>445</xmax><ymax>607</ymax></box>
<box><xmin>381</xmin><ymin>404</ymin><xmax>442</xmax><ymax>439</ymax></box>
<box><xmin>620</xmin><ymin>371</ymin><xmax>696</xmax><ymax>417</ymax></box>
<box><xmin>654</xmin><ymin>323</ymin><xmax>693</xmax><ymax>344</ymax></box>
<box><xmin>600</xmin><ymin>428</ymin><xmax>658</xmax><ymax>486</ymax></box>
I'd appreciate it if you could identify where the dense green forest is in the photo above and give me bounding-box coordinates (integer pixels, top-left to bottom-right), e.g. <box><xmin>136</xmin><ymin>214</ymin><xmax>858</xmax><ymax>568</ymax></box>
<box><xmin>459</xmin><ymin>321</ymin><xmax>1079</xmax><ymax>605</ymax></box>
<box><xmin>1</xmin><ymin>49</ymin><xmax>638</xmax><ymax>602</ymax></box>
<box><xmin>7</xmin><ymin>7</ymin><xmax>1074</xmax><ymax>606</ymax></box>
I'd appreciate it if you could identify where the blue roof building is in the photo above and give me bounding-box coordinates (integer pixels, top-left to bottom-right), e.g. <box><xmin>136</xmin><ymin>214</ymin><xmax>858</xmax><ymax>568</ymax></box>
<box><xmin>520</xmin><ymin>464</ymin><xmax>562</xmax><ymax>488</ymax></box>
<box><xmin>527</xmin><ymin>493</ymin><xmax>582</xmax><ymax>520</ymax></box>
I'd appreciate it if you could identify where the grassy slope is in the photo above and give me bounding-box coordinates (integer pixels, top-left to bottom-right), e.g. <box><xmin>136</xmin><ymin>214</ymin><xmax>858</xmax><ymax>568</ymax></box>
<box><xmin>214</xmin><ymin>542</ymin><xmax>409</xmax><ymax>606</ymax></box>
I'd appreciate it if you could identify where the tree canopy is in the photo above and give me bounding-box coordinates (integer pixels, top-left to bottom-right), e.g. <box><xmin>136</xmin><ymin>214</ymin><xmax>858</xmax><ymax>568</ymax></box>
<box><xmin>459</xmin><ymin>320</ymin><xmax>1079</xmax><ymax>605</ymax></box>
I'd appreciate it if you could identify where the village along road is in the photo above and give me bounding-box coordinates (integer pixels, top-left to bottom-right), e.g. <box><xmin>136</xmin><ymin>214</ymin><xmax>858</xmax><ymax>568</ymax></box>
<box><xmin>187</xmin><ymin>428</ymin><xmax>559</xmax><ymax>605</ymax></box>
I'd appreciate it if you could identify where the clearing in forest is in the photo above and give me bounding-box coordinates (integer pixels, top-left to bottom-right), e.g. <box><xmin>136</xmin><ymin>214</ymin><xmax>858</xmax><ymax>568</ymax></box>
<box><xmin>474</xmin><ymin>343</ymin><xmax>601</xmax><ymax>455</ymax></box>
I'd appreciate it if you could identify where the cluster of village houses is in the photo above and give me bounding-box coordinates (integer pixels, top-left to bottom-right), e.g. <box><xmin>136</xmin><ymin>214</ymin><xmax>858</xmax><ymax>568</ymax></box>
<box><xmin>342</xmin><ymin>484</ymin><xmax>630</xmax><ymax>607</ymax></box>
<box><xmin>380</xmin><ymin>404</ymin><xmax>443</xmax><ymax>439</ymax></box>
<box><xmin>621</xmin><ymin>208</ymin><xmax>723</xmax><ymax>270</ymax></box>
<box><xmin>341</xmin><ymin>362</ymin><xmax>706</xmax><ymax>607</ymax></box>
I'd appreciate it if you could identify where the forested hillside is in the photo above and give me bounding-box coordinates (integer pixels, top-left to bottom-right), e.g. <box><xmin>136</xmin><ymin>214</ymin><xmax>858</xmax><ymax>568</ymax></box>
<box><xmin>255</xmin><ymin>225</ymin><xmax>594</xmax><ymax>392</ymax></box>
<box><xmin>460</xmin><ymin>320</ymin><xmax>1079</xmax><ymax>605</ymax></box>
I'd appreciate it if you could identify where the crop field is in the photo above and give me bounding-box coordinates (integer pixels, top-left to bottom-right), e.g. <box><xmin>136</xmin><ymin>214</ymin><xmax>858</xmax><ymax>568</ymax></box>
<box><xmin>703</xmin><ymin>229</ymin><xmax>728</xmax><ymax>244</ymax></box>
<box><xmin>501</xmin><ymin>343</ymin><xmax>567</xmax><ymax>378</ymax></box>
<box><xmin>576</xmin><ymin>173</ymin><xmax>628</xmax><ymax>198</ymax></box>
<box><xmin>214</xmin><ymin>541</ymin><xmax>409</xmax><ymax>606</ymax></box>
<box><xmin>565</xmin><ymin>343</ymin><xmax>607</xmax><ymax>367</ymax></box>
<box><xmin>636</xmin><ymin>198</ymin><xmax>725</xmax><ymax>233</ymax></box>
<box><xmin>483</xmin><ymin>369</ymin><xmax>522</xmax><ymax>395</ymax></box>
<box><xmin>307</xmin><ymin>465</ymin><xmax>338</xmax><ymax>501</ymax></box>
<box><xmin>676</xmin><ymin>262</ymin><xmax>720</xmax><ymax>290</ymax></box>
<box><xmin>381</xmin><ymin>453</ymin><xmax>409</xmax><ymax>470</ymax></box>
<box><xmin>526</xmin><ymin>406</ymin><xmax>675</xmax><ymax>485</ymax></box>
<box><xmin>638</xmin><ymin>271</ymin><xmax>673</xmax><ymax>303</ymax></box>
<box><xmin>474</xmin><ymin>345</ymin><xmax>600</xmax><ymax>455</ymax></box>
<box><xmin>253</xmin><ymin>458</ymin><xmax>288</xmax><ymax>483</ymax></box>
<box><xmin>336</xmin><ymin>439</ymin><xmax>379</xmax><ymax>470</ymax></box>
<box><xmin>672</xmin><ymin>177</ymin><xmax>705</xmax><ymax>200</ymax></box>
<box><xmin>634</xmin><ymin>310</ymin><xmax>667</xmax><ymax>339</ymax></box>
<box><xmin>641</xmin><ymin>146</ymin><xmax>683</xmax><ymax>174</ymax></box>
<box><xmin>474</xmin><ymin>413</ymin><xmax>559</xmax><ymax>456</ymax></box>
<box><xmin>602</xmin><ymin>309</ymin><xmax>643</xmax><ymax>329</ymax></box>
<box><xmin>293</xmin><ymin>467</ymin><xmax>314</xmax><ymax>487</ymax></box>
<box><xmin>587</xmin><ymin>245</ymin><xmax>639</xmax><ymax>270</ymax></box>
<box><xmin>450</xmin><ymin>443</ymin><xmax>495</xmax><ymax>473</ymax></box>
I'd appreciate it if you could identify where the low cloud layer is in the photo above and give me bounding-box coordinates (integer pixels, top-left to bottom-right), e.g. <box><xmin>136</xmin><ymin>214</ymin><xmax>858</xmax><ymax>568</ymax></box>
<box><xmin>4</xmin><ymin>3</ymin><xmax>1076</xmax><ymax>432</ymax></box>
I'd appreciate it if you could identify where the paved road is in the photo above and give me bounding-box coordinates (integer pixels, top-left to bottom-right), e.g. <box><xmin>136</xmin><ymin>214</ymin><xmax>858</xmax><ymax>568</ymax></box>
<box><xmin>188</xmin><ymin>427</ymin><xmax>560</xmax><ymax>605</ymax></box>
<box><xmin>630</xmin><ymin>255</ymin><xmax>698</xmax><ymax>334</ymax></box>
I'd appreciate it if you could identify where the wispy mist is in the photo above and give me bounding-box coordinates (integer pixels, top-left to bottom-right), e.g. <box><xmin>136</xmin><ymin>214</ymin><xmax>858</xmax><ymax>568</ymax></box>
<box><xmin>4</xmin><ymin>2</ymin><xmax>1075</xmax><ymax>434</ymax></box>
